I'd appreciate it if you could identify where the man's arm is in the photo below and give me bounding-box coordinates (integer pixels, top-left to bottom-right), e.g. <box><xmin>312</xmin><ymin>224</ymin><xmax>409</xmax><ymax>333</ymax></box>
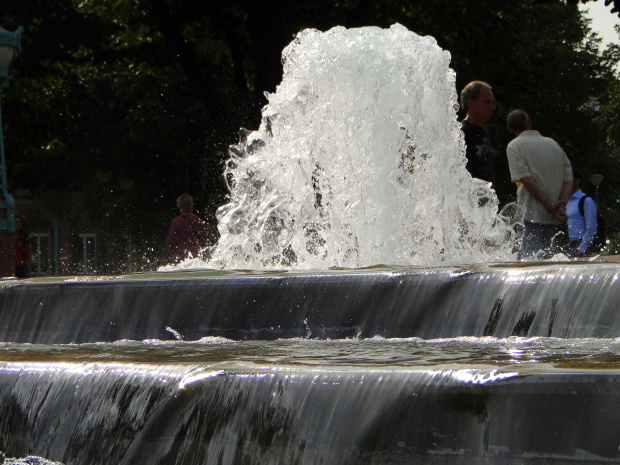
<box><xmin>520</xmin><ymin>176</ymin><xmax>553</xmax><ymax>211</ymax></box>
<box><xmin>520</xmin><ymin>176</ymin><xmax>570</xmax><ymax>222</ymax></box>
<box><xmin>558</xmin><ymin>180</ymin><xmax>572</xmax><ymax>205</ymax></box>
<box><xmin>554</xmin><ymin>180</ymin><xmax>573</xmax><ymax>222</ymax></box>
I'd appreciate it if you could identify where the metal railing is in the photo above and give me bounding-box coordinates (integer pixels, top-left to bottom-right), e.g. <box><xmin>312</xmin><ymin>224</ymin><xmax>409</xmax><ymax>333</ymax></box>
<box><xmin>30</xmin><ymin>232</ymin><xmax>52</xmax><ymax>276</ymax></box>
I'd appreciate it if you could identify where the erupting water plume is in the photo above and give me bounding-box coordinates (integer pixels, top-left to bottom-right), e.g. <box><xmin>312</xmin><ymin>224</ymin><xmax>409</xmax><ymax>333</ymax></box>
<box><xmin>208</xmin><ymin>24</ymin><xmax>515</xmax><ymax>270</ymax></box>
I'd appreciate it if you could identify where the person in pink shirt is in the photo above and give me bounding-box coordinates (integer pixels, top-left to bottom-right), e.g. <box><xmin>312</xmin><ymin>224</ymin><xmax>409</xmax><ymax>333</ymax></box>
<box><xmin>167</xmin><ymin>193</ymin><xmax>209</xmax><ymax>263</ymax></box>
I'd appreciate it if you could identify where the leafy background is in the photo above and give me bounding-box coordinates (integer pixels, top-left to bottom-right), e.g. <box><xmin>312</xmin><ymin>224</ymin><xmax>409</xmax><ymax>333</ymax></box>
<box><xmin>1</xmin><ymin>0</ymin><xmax>620</xmax><ymax>272</ymax></box>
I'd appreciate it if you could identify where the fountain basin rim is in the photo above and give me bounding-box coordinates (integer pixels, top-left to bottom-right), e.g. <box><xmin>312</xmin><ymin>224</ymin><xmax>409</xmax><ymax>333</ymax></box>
<box><xmin>2</xmin><ymin>259</ymin><xmax>620</xmax><ymax>285</ymax></box>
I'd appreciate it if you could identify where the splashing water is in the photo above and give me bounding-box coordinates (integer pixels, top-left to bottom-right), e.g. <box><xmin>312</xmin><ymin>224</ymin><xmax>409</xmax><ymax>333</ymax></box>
<box><xmin>208</xmin><ymin>24</ymin><xmax>515</xmax><ymax>270</ymax></box>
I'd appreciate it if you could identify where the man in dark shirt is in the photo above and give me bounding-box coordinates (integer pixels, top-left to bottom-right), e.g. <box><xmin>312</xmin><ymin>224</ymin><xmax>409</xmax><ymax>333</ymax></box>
<box><xmin>460</xmin><ymin>81</ymin><xmax>496</xmax><ymax>185</ymax></box>
<box><xmin>167</xmin><ymin>193</ymin><xmax>209</xmax><ymax>263</ymax></box>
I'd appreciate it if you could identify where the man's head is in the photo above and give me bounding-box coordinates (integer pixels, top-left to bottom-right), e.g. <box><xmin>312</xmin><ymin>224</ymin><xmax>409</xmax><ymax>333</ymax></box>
<box><xmin>177</xmin><ymin>193</ymin><xmax>193</xmax><ymax>213</ymax></box>
<box><xmin>460</xmin><ymin>81</ymin><xmax>495</xmax><ymax>126</ymax></box>
<box><xmin>506</xmin><ymin>109</ymin><xmax>531</xmax><ymax>136</ymax></box>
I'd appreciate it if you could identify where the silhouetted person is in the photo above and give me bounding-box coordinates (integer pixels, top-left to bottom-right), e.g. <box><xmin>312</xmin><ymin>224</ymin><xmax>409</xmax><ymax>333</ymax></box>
<box><xmin>460</xmin><ymin>81</ymin><xmax>496</xmax><ymax>185</ymax></box>
<box><xmin>167</xmin><ymin>193</ymin><xmax>209</xmax><ymax>263</ymax></box>
<box><xmin>506</xmin><ymin>110</ymin><xmax>573</xmax><ymax>259</ymax></box>
<box><xmin>14</xmin><ymin>216</ymin><xmax>32</xmax><ymax>278</ymax></box>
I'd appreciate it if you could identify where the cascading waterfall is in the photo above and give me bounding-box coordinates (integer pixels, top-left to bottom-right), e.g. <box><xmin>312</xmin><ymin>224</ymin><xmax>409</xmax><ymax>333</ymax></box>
<box><xmin>1</xmin><ymin>24</ymin><xmax>619</xmax><ymax>465</ymax></box>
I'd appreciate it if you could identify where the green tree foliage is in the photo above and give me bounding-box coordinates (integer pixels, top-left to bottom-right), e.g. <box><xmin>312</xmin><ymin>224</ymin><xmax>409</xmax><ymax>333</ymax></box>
<box><xmin>592</xmin><ymin>25</ymin><xmax>620</xmax><ymax>251</ymax></box>
<box><xmin>0</xmin><ymin>0</ymin><xmax>618</xmax><ymax>270</ymax></box>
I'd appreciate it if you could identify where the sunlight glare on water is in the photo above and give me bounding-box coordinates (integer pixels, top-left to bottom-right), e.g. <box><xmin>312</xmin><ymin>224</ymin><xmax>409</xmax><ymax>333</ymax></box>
<box><xmin>3</xmin><ymin>336</ymin><xmax>620</xmax><ymax>370</ymax></box>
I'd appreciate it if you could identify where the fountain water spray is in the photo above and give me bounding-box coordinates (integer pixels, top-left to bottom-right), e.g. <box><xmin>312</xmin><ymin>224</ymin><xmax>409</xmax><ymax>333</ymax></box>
<box><xmin>209</xmin><ymin>24</ymin><xmax>514</xmax><ymax>270</ymax></box>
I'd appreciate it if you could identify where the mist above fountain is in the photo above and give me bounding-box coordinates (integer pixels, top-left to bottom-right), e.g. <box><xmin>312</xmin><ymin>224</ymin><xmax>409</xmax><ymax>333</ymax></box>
<box><xmin>208</xmin><ymin>24</ymin><xmax>515</xmax><ymax>270</ymax></box>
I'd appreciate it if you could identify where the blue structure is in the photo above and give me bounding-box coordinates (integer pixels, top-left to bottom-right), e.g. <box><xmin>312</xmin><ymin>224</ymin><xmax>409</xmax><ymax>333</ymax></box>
<box><xmin>0</xmin><ymin>26</ymin><xmax>22</xmax><ymax>234</ymax></box>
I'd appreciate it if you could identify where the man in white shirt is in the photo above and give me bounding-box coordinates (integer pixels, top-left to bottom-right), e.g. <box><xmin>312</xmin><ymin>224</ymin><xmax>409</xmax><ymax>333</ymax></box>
<box><xmin>566</xmin><ymin>169</ymin><xmax>598</xmax><ymax>257</ymax></box>
<box><xmin>506</xmin><ymin>110</ymin><xmax>573</xmax><ymax>259</ymax></box>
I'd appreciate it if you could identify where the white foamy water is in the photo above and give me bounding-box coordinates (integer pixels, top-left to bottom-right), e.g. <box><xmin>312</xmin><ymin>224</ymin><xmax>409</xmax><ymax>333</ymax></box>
<box><xmin>204</xmin><ymin>24</ymin><xmax>515</xmax><ymax>270</ymax></box>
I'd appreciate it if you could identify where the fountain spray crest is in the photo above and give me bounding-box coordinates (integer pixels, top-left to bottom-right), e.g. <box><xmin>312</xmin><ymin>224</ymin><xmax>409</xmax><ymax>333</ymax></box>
<box><xmin>211</xmin><ymin>24</ymin><xmax>514</xmax><ymax>270</ymax></box>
